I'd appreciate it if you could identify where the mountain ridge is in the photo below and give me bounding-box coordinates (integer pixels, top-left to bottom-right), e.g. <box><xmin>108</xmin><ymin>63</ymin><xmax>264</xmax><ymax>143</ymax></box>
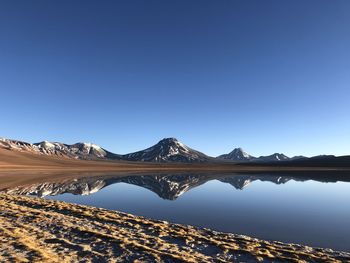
<box><xmin>0</xmin><ymin>138</ymin><xmax>121</xmax><ymax>160</ymax></box>
<box><xmin>216</xmin><ymin>147</ymin><xmax>295</xmax><ymax>162</ymax></box>
<box><xmin>1</xmin><ymin>136</ymin><xmax>348</xmax><ymax>164</ymax></box>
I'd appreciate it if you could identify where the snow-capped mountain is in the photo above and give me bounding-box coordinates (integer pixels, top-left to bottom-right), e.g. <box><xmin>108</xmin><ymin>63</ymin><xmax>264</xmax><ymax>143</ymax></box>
<box><xmin>217</xmin><ymin>147</ymin><xmax>295</xmax><ymax>162</ymax></box>
<box><xmin>217</xmin><ymin>148</ymin><xmax>254</xmax><ymax>161</ymax></box>
<box><xmin>33</xmin><ymin>141</ymin><xmax>113</xmax><ymax>159</ymax></box>
<box><xmin>121</xmin><ymin>138</ymin><xmax>212</xmax><ymax>163</ymax></box>
<box><xmin>0</xmin><ymin>138</ymin><xmax>120</xmax><ymax>160</ymax></box>
<box><xmin>0</xmin><ymin>138</ymin><xmax>37</xmax><ymax>152</ymax></box>
<box><xmin>0</xmin><ymin>136</ymin><xmax>321</xmax><ymax>164</ymax></box>
<box><xmin>255</xmin><ymin>153</ymin><xmax>290</xmax><ymax>162</ymax></box>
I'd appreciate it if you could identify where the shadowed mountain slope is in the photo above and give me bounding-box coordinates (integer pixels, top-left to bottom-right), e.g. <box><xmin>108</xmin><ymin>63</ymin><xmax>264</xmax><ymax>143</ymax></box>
<box><xmin>121</xmin><ymin>138</ymin><xmax>213</xmax><ymax>163</ymax></box>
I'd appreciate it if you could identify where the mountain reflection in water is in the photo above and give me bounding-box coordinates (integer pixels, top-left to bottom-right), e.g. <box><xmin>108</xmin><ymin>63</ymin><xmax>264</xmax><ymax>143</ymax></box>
<box><xmin>5</xmin><ymin>172</ymin><xmax>350</xmax><ymax>199</ymax></box>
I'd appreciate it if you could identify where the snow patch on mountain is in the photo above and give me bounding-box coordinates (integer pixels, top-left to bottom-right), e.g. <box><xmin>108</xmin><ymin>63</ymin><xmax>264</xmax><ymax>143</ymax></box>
<box><xmin>256</xmin><ymin>153</ymin><xmax>290</xmax><ymax>162</ymax></box>
<box><xmin>121</xmin><ymin>138</ymin><xmax>212</xmax><ymax>163</ymax></box>
<box><xmin>0</xmin><ymin>137</ymin><xmax>118</xmax><ymax>160</ymax></box>
<box><xmin>217</xmin><ymin>147</ymin><xmax>254</xmax><ymax>161</ymax></box>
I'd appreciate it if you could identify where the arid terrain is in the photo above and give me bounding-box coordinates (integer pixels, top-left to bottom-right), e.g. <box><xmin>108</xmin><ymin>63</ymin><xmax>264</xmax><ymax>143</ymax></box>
<box><xmin>1</xmin><ymin>194</ymin><xmax>349</xmax><ymax>263</ymax></box>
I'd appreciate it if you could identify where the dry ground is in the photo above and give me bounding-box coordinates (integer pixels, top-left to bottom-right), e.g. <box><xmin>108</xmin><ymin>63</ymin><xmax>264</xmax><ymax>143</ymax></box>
<box><xmin>0</xmin><ymin>194</ymin><xmax>349</xmax><ymax>263</ymax></box>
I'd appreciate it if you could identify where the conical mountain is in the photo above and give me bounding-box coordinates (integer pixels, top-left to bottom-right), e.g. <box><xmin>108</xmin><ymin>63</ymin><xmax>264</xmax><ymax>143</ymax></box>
<box><xmin>121</xmin><ymin>138</ymin><xmax>212</xmax><ymax>162</ymax></box>
<box><xmin>256</xmin><ymin>153</ymin><xmax>290</xmax><ymax>162</ymax></box>
<box><xmin>217</xmin><ymin>147</ymin><xmax>254</xmax><ymax>161</ymax></box>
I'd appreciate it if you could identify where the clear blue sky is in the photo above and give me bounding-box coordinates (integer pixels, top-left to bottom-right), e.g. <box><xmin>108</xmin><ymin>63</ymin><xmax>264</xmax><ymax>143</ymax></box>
<box><xmin>1</xmin><ymin>0</ymin><xmax>349</xmax><ymax>157</ymax></box>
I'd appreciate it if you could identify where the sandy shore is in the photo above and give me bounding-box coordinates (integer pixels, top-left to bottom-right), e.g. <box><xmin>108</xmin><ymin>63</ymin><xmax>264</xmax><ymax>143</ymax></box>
<box><xmin>0</xmin><ymin>194</ymin><xmax>349</xmax><ymax>262</ymax></box>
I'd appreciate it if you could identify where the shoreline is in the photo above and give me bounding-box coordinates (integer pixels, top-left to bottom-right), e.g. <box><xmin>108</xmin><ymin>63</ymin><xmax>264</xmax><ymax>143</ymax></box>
<box><xmin>0</xmin><ymin>194</ymin><xmax>349</xmax><ymax>262</ymax></box>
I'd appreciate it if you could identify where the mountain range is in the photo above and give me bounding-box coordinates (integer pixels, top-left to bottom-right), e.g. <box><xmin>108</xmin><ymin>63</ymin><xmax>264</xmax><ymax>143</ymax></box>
<box><xmin>217</xmin><ymin>147</ymin><xmax>303</xmax><ymax>162</ymax></box>
<box><xmin>0</xmin><ymin>138</ymin><xmax>120</xmax><ymax>160</ymax></box>
<box><xmin>0</xmin><ymin>136</ymin><xmax>347</xmax><ymax>165</ymax></box>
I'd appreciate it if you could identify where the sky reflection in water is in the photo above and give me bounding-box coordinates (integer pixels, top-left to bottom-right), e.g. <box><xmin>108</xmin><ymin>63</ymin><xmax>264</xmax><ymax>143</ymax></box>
<box><xmin>40</xmin><ymin>173</ymin><xmax>350</xmax><ymax>252</ymax></box>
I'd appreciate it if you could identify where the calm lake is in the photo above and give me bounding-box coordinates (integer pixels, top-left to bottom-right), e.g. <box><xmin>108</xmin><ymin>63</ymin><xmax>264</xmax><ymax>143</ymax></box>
<box><xmin>9</xmin><ymin>172</ymin><xmax>350</xmax><ymax>252</ymax></box>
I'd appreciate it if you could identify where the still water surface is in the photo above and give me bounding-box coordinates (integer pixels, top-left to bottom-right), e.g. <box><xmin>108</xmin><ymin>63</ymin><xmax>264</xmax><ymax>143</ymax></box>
<box><xmin>17</xmin><ymin>172</ymin><xmax>350</xmax><ymax>251</ymax></box>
